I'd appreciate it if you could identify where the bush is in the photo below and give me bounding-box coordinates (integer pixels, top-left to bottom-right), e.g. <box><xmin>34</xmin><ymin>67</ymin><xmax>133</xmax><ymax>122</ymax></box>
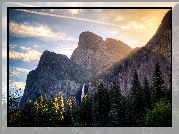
<box><xmin>143</xmin><ymin>98</ymin><xmax>171</xmax><ymax>126</ymax></box>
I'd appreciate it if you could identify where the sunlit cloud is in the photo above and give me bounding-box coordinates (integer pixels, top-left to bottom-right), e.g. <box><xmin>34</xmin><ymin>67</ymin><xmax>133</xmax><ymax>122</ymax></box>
<box><xmin>68</xmin><ymin>9</ymin><xmax>82</xmax><ymax>15</ymax></box>
<box><xmin>121</xmin><ymin>26</ymin><xmax>130</xmax><ymax>29</ymax></box>
<box><xmin>10</xmin><ymin>67</ymin><xmax>31</xmax><ymax>76</ymax></box>
<box><xmin>16</xmin><ymin>9</ymin><xmax>122</xmax><ymax>28</ymax></box>
<box><xmin>9</xmin><ymin>44</ymin><xmax>16</xmax><ymax>49</ymax></box>
<box><xmin>9</xmin><ymin>82</ymin><xmax>26</xmax><ymax>90</ymax></box>
<box><xmin>9</xmin><ymin>21</ymin><xmax>77</xmax><ymax>42</ymax></box>
<box><xmin>129</xmin><ymin>21</ymin><xmax>146</xmax><ymax>29</ymax></box>
<box><xmin>121</xmin><ymin>21</ymin><xmax>146</xmax><ymax>29</ymax></box>
<box><xmin>9</xmin><ymin>46</ymin><xmax>42</xmax><ymax>62</ymax></box>
<box><xmin>50</xmin><ymin>9</ymin><xmax>54</xmax><ymax>13</ymax></box>
<box><xmin>53</xmin><ymin>46</ymin><xmax>77</xmax><ymax>58</ymax></box>
<box><xmin>115</xmin><ymin>17</ymin><xmax>123</xmax><ymax>21</ymax></box>
<box><xmin>33</xmin><ymin>45</ymin><xmax>39</xmax><ymax>48</ymax></box>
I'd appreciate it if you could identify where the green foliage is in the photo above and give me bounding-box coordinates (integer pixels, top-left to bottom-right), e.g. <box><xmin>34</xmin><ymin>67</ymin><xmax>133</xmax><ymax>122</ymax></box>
<box><xmin>151</xmin><ymin>62</ymin><xmax>165</xmax><ymax>105</ymax></box>
<box><xmin>21</xmin><ymin>100</ymin><xmax>35</xmax><ymax>126</ymax></box>
<box><xmin>91</xmin><ymin>93</ymin><xmax>100</xmax><ymax>126</ymax></box>
<box><xmin>142</xmin><ymin>77</ymin><xmax>152</xmax><ymax>110</ymax></box>
<box><xmin>97</xmin><ymin>83</ymin><xmax>109</xmax><ymax>126</ymax></box>
<box><xmin>109</xmin><ymin>81</ymin><xmax>121</xmax><ymax>126</ymax></box>
<box><xmin>143</xmin><ymin>98</ymin><xmax>172</xmax><ymax>126</ymax></box>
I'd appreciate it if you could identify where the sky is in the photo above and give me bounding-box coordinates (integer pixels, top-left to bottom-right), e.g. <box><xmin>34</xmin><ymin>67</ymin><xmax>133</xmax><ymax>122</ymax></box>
<box><xmin>2</xmin><ymin>2</ymin><xmax>178</xmax><ymax>98</ymax></box>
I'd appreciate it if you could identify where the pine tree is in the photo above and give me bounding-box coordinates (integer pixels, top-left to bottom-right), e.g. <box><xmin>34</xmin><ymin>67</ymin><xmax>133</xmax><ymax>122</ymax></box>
<box><xmin>109</xmin><ymin>81</ymin><xmax>121</xmax><ymax>126</ymax></box>
<box><xmin>34</xmin><ymin>94</ymin><xmax>48</xmax><ymax>126</ymax></box>
<box><xmin>130</xmin><ymin>70</ymin><xmax>141</xmax><ymax>96</ymax></box>
<box><xmin>129</xmin><ymin>70</ymin><xmax>142</xmax><ymax>126</ymax></box>
<box><xmin>97</xmin><ymin>83</ymin><xmax>109</xmax><ymax>126</ymax></box>
<box><xmin>64</xmin><ymin>97</ymin><xmax>72</xmax><ymax>126</ymax></box>
<box><xmin>151</xmin><ymin>63</ymin><xmax>165</xmax><ymax>106</ymax></box>
<box><xmin>21</xmin><ymin>100</ymin><xmax>35</xmax><ymax>126</ymax></box>
<box><xmin>91</xmin><ymin>92</ymin><xmax>100</xmax><ymax>126</ymax></box>
<box><xmin>142</xmin><ymin>77</ymin><xmax>152</xmax><ymax>111</ymax></box>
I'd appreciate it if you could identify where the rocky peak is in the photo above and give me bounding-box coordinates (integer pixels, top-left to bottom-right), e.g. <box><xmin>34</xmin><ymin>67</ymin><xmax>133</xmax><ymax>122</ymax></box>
<box><xmin>105</xmin><ymin>38</ymin><xmax>133</xmax><ymax>55</ymax></box>
<box><xmin>146</xmin><ymin>10</ymin><xmax>171</xmax><ymax>62</ymax></box>
<box><xmin>71</xmin><ymin>31</ymin><xmax>133</xmax><ymax>80</ymax></box>
<box><xmin>78</xmin><ymin>31</ymin><xmax>104</xmax><ymax>50</ymax></box>
<box><xmin>92</xmin><ymin>10</ymin><xmax>172</xmax><ymax>94</ymax></box>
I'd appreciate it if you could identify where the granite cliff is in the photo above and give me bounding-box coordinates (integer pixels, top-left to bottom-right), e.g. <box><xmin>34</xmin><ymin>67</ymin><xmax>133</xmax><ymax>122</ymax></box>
<box><xmin>20</xmin><ymin>32</ymin><xmax>132</xmax><ymax>109</ymax></box>
<box><xmin>89</xmin><ymin>10</ymin><xmax>171</xmax><ymax>94</ymax></box>
<box><xmin>71</xmin><ymin>31</ymin><xmax>132</xmax><ymax>79</ymax></box>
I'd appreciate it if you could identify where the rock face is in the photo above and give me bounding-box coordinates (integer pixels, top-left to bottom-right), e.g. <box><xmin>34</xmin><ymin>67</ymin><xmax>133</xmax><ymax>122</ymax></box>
<box><xmin>20</xmin><ymin>34</ymin><xmax>132</xmax><ymax>109</ymax></box>
<box><xmin>90</xmin><ymin>10</ymin><xmax>171</xmax><ymax>94</ymax></box>
<box><xmin>19</xmin><ymin>51</ymin><xmax>87</xmax><ymax>109</ymax></box>
<box><xmin>71</xmin><ymin>31</ymin><xmax>132</xmax><ymax>79</ymax></box>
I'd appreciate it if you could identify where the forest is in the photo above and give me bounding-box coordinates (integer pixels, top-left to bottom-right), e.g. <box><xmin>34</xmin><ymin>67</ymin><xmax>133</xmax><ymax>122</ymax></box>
<box><xmin>8</xmin><ymin>63</ymin><xmax>172</xmax><ymax>127</ymax></box>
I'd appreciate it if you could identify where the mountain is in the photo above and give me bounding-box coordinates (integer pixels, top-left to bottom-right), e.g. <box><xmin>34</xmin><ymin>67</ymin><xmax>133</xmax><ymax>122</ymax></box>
<box><xmin>19</xmin><ymin>50</ymin><xmax>88</xmax><ymax>109</ymax></box>
<box><xmin>20</xmin><ymin>34</ymin><xmax>132</xmax><ymax>109</ymax></box>
<box><xmin>19</xmin><ymin>10</ymin><xmax>171</xmax><ymax>110</ymax></box>
<box><xmin>71</xmin><ymin>31</ymin><xmax>132</xmax><ymax>80</ymax></box>
<box><xmin>89</xmin><ymin>10</ymin><xmax>171</xmax><ymax>94</ymax></box>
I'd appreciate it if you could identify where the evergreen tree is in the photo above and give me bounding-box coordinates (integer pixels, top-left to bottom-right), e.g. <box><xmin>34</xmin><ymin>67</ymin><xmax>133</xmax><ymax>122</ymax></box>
<box><xmin>71</xmin><ymin>97</ymin><xmax>77</xmax><ymax>112</ymax></box>
<box><xmin>91</xmin><ymin>92</ymin><xmax>100</xmax><ymax>126</ymax></box>
<box><xmin>151</xmin><ymin>63</ymin><xmax>165</xmax><ymax>106</ymax></box>
<box><xmin>64</xmin><ymin>97</ymin><xmax>72</xmax><ymax>126</ymax></box>
<box><xmin>34</xmin><ymin>94</ymin><xmax>48</xmax><ymax>126</ymax></box>
<box><xmin>130</xmin><ymin>70</ymin><xmax>141</xmax><ymax>96</ymax></box>
<box><xmin>21</xmin><ymin>100</ymin><xmax>35</xmax><ymax>126</ymax></box>
<box><xmin>109</xmin><ymin>81</ymin><xmax>122</xmax><ymax>126</ymax></box>
<box><xmin>142</xmin><ymin>76</ymin><xmax>152</xmax><ymax>111</ymax></box>
<box><xmin>129</xmin><ymin>70</ymin><xmax>142</xmax><ymax>126</ymax></box>
<box><xmin>83</xmin><ymin>93</ymin><xmax>93</xmax><ymax>126</ymax></box>
<box><xmin>97</xmin><ymin>83</ymin><xmax>109</xmax><ymax>126</ymax></box>
<box><xmin>164</xmin><ymin>67</ymin><xmax>172</xmax><ymax>103</ymax></box>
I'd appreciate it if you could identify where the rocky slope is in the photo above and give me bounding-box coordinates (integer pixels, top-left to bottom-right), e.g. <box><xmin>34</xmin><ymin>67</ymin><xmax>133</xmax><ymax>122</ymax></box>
<box><xmin>89</xmin><ymin>10</ymin><xmax>171</xmax><ymax>95</ymax></box>
<box><xmin>71</xmin><ymin>31</ymin><xmax>132</xmax><ymax>80</ymax></box>
<box><xmin>20</xmin><ymin>33</ymin><xmax>132</xmax><ymax>109</ymax></box>
<box><xmin>19</xmin><ymin>50</ymin><xmax>88</xmax><ymax>109</ymax></box>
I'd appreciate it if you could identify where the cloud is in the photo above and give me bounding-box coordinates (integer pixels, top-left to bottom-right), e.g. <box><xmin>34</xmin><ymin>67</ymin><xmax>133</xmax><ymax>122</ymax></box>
<box><xmin>68</xmin><ymin>9</ymin><xmax>82</xmax><ymax>15</ymax></box>
<box><xmin>9</xmin><ymin>21</ymin><xmax>77</xmax><ymax>42</ymax></box>
<box><xmin>10</xmin><ymin>44</ymin><xmax>16</xmax><ymax>49</ymax></box>
<box><xmin>115</xmin><ymin>17</ymin><xmax>123</xmax><ymax>21</ymax></box>
<box><xmin>9</xmin><ymin>82</ymin><xmax>26</xmax><ymax>90</ymax></box>
<box><xmin>33</xmin><ymin>45</ymin><xmax>39</xmax><ymax>48</ymax></box>
<box><xmin>121</xmin><ymin>21</ymin><xmax>146</xmax><ymax>29</ymax></box>
<box><xmin>9</xmin><ymin>46</ymin><xmax>42</xmax><ymax>62</ymax></box>
<box><xmin>8</xmin><ymin>2</ymin><xmax>38</xmax><ymax>7</ymax></box>
<box><xmin>129</xmin><ymin>21</ymin><xmax>146</xmax><ymax>29</ymax></box>
<box><xmin>53</xmin><ymin>46</ymin><xmax>77</xmax><ymax>58</ymax></box>
<box><xmin>10</xmin><ymin>67</ymin><xmax>31</xmax><ymax>76</ymax></box>
<box><xmin>16</xmin><ymin>9</ymin><xmax>122</xmax><ymax>28</ymax></box>
<box><xmin>9</xmin><ymin>67</ymin><xmax>31</xmax><ymax>76</ymax></box>
<box><xmin>121</xmin><ymin>26</ymin><xmax>130</xmax><ymax>29</ymax></box>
